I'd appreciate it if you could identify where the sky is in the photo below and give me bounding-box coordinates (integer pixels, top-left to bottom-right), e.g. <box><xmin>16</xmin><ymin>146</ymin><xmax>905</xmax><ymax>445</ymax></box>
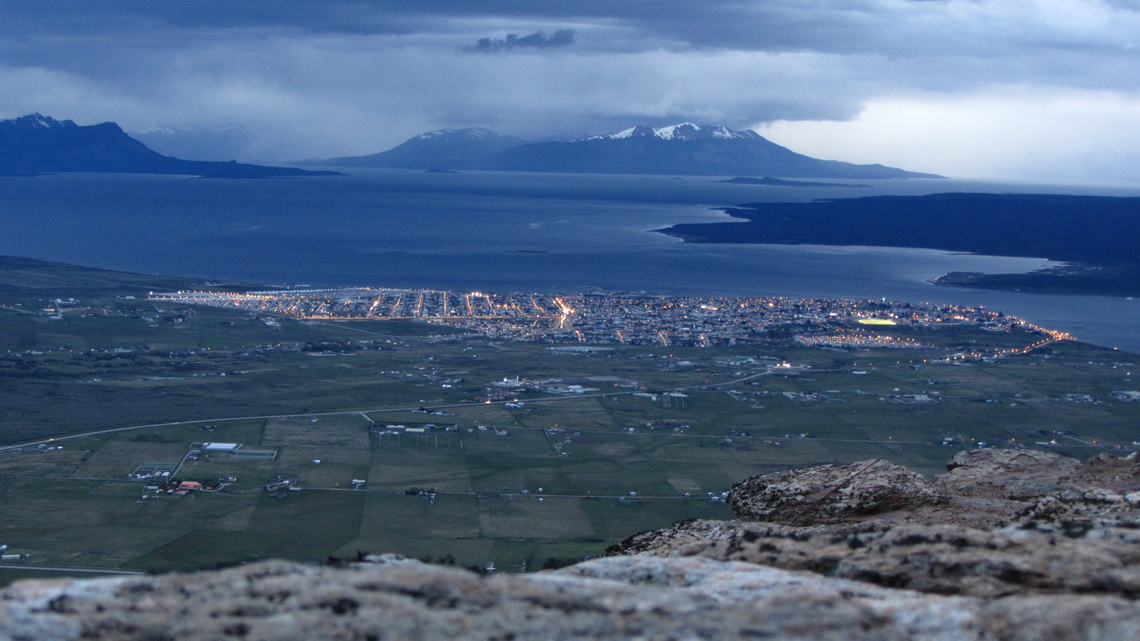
<box><xmin>2</xmin><ymin>0</ymin><xmax>1139</xmax><ymax>183</ymax></box>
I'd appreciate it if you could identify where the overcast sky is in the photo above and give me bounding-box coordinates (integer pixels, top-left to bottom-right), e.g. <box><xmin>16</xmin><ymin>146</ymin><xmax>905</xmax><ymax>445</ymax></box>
<box><xmin>2</xmin><ymin>0</ymin><xmax>1139</xmax><ymax>183</ymax></box>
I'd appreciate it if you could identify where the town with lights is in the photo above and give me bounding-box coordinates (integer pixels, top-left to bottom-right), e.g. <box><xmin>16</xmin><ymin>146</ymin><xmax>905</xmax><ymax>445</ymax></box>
<box><xmin>150</xmin><ymin>287</ymin><xmax>1070</xmax><ymax>357</ymax></box>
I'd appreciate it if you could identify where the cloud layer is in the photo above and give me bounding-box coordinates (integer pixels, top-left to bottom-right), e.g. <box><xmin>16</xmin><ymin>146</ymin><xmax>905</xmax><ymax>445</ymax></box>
<box><xmin>463</xmin><ymin>30</ymin><xmax>576</xmax><ymax>54</ymax></box>
<box><xmin>1</xmin><ymin>1</ymin><xmax>1138</xmax><ymax>181</ymax></box>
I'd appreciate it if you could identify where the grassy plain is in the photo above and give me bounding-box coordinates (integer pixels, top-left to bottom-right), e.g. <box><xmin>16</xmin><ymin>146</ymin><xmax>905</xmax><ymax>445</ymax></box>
<box><xmin>0</xmin><ymin>257</ymin><xmax>1137</xmax><ymax>583</ymax></box>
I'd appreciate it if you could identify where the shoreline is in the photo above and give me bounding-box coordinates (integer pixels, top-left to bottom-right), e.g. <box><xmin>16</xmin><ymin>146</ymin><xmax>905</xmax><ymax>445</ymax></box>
<box><xmin>932</xmin><ymin>264</ymin><xmax>1140</xmax><ymax>297</ymax></box>
<box><xmin>653</xmin><ymin>192</ymin><xmax>1140</xmax><ymax>299</ymax></box>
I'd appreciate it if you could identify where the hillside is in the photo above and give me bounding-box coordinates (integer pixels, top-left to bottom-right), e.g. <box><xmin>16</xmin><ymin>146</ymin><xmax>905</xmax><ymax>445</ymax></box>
<box><xmin>321</xmin><ymin>128</ymin><xmax>526</xmax><ymax>170</ymax></box>
<box><xmin>0</xmin><ymin>114</ymin><xmax>339</xmax><ymax>178</ymax></box>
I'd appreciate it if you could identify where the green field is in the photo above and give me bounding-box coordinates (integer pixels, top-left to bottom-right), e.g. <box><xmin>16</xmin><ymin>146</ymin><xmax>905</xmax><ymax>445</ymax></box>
<box><xmin>0</xmin><ymin>257</ymin><xmax>1137</xmax><ymax>583</ymax></box>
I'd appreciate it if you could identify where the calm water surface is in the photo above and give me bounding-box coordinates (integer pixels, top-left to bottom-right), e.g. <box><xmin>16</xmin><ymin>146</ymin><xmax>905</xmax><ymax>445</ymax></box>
<box><xmin>1</xmin><ymin>170</ymin><xmax>1136</xmax><ymax>353</ymax></box>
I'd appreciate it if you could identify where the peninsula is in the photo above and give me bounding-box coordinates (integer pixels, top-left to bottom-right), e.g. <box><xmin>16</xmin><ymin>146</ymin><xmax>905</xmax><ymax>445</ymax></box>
<box><xmin>656</xmin><ymin>192</ymin><xmax>1140</xmax><ymax>295</ymax></box>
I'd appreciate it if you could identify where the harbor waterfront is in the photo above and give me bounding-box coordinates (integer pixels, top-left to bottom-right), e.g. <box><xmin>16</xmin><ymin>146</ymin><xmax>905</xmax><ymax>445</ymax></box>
<box><xmin>2</xmin><ymin>170</ymin><xmax>1137</xmax><ymax>353</ymax></box>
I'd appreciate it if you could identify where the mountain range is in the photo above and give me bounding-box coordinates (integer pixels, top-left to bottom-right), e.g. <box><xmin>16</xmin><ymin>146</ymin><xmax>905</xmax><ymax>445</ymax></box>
<box><xmin>319</xmin><ymin>122</ymin><xmax>941</xmax><ymax>179</ymax></box>
<box><xmin>0</xmin><ymin>114</ymin><xmax>337</xmax><ymax>178</ymax></box>
<box><xmin>1</xmin><ymin>114</ymin><xmax>940</xmax><ymax>179</ymax></box>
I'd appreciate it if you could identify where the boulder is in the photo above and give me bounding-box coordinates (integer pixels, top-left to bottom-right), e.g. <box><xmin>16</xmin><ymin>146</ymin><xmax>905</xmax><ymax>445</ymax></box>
<box><xmin>727</xmin><ymin>458</ymin><xmax>946</xmax><ymax>525</ymax></box>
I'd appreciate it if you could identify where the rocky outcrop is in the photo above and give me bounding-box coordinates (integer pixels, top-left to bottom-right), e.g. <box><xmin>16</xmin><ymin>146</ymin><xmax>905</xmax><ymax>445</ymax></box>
<box><xmin>645</xmin><ymin>521</ymin><xmax>1140</xmax><ymax>598</ymax></box>
<box><xmin>726</xmin><ymin>458</ymin><xmax>947</xmax><ymax>525</ymax></box>
<box><xmin>3</xmin><ymin>555</ymin><xmax>1140</xmax><ymax>641</ymax></box>
<box><xmin>720</xmin><ymin>449</ymin><xmax>1140</xmax><ymax>531</ymax></box>
<box><xmin>612</xmin><ymin>449</ymin><xmax>1140</xmax><ymax>601</ymax></box>
<box><xmin>3</xmin><ymin>450</ymin><xmax>1138</xmax><ymax>640</ymax></box>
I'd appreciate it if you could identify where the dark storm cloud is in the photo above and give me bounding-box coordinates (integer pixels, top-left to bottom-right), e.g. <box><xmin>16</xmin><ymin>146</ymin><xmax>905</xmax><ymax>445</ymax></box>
<box><xmin>0</xmin><ymin>1</ymin><xmax>1036</xmax><ymax>53</ymax></box>
<box><xmin>0</xmin><ymin>0</ymin><xmax>412</xmax><ymax>36</ymax></box>
<box><xmin>4</xmin><ymin>1</ymin><xmax>1136</xmax><ymax>68</ymax></box>
<box><xmin>2</xmin><ymin>1</ymin><xmax>1139</xmax><ymax>180</ymax></box>
<box><xmin>462</xmin><ymin>30</ymin><xmax>576</xmax><ymax>54</ymax></box>
<box><xmin>0</xmin><ymin>2</ymin><xmax>929</xmax><ymax>55</ymax></box>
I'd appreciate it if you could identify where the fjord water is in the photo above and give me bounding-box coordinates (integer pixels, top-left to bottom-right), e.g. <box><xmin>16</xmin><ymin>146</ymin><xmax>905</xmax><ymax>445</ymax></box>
<box><xmin>1</xmin><ymin>169</ymin><xmax>1137</xmax><ymax>353</ymax></box>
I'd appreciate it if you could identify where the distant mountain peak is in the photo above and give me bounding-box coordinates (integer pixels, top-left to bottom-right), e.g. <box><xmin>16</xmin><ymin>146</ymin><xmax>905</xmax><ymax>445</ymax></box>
<box><xmin>140</xmin><ymin>122</ymin><xmax>253</xmax><ymax>136</ymax></box>
<box><xmin>414</xmin><ymin>128</ymin><xmax>518</xmax><ymax>142</ymax></box>
<box><xmin>4</xmin><ymin>113</ymin><xmax>79</xmax><ymax>130</ymax></box>
<box><xmin>588</xmin><ymin>123</ymin><xmax>759</xmax><ymax>142</ymax></box>
<box><xmin>132</xmin><ymin>122</ymin><xmax>260</xmax><ymax>162</ymax></box>
<box><xmin>0</xmin><ymin>113</ymin><xmax>337</xmax><ymax>178</ymax></box>
<box><xmin>318</xmin><ymin>121</ymin><xmax>941</xmax><ymax>179</ymax></box>
<box><xmin>321</xmin><ymin>127</ymin><xmax>526</xmax><ymax>169</ymax></box>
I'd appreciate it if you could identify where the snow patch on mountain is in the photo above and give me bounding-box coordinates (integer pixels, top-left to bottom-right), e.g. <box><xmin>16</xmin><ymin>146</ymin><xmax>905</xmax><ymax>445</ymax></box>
<box><xmin>140</xmin><ymin>123</ymin><xmax>253</xmax><ymax>137</ymax></box>
<box><xmin>6</xmin><ymin>114</ymin><xmax>77</xmax><ymax>130</ymax></box>
<box><xmin>587</xmin><ymin>123</ymin><xmax>759</xmax><ymax>142</ymax></box>
<box><xmin>415</xmin><ymin>128</ymin><xmax>514</xmax><ymax>141</ymax></box>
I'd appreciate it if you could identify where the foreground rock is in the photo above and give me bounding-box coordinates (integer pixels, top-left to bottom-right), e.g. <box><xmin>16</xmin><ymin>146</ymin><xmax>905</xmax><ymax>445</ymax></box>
<box><xmin>638</xmin><ymin>521</ymin><xmax>1140</xmax><ymax>599</ymax></box>
<box><xmin>612</xmin><ymin>449</ymin><xmax>1140</xmax><ymax>600</ymax></box>
<box><xmin>3</xmin><ymin>450</ymin><xmax>1138</xmax><ymax>640</ymax></box>
<box><xmin>726</xmin><ymin>457</ymin><xmax>947</xmax><ymax>524</ymax></box>
<box><xmin>724</xmin><ymin>449</ymin><xmax>1140</xmax><ymax>529</ymax></box>
<box><xmin>3</xmin><ymin>555</ymin><xmax>1139</xmax><ymax>641</ymax></box>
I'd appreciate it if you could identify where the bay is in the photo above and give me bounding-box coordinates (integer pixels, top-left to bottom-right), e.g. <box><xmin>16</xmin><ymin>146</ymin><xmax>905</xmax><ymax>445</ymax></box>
<box><xmin>0</xmin><ymin>169</ymin><xmax>1136</xmax><ymax>353</ymax></box>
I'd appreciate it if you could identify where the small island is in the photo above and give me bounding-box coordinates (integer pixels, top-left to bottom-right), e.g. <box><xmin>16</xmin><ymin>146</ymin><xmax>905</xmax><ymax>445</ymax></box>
<box><xmin>719</xmin><ymin>176</ymin><xmax>869</xmax><ymax>188</ymax></box>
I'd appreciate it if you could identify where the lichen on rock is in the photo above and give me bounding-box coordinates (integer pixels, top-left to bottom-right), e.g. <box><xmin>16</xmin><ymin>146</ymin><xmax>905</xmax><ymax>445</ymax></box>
<box><xmin>727</xmin><ymin>458</ymin><xmax>947</xmax><ymax>525</ymax></box>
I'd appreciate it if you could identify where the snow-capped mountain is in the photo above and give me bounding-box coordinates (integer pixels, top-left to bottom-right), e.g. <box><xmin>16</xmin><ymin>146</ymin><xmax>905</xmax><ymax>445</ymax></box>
<box><xmin>413</xmin><ymin>127</ymin><xmax>509</xmax><ymax>141</ymax></box>
<box><xmin>4</xmin><ymin>113</ymin><xmax>78</xmax><ymax>130</ymax></box>
<box><xmin>319</xmin><ymin>122</ymin><xmax>939</xmax><ymax>178</ymax></box>
<box><xmin>586</xmin><ymin>122</ymin><xmax>757</xmax><ymax>142</ymax></box>
<box><xmin>490</xmin><ymin>123</ymin><xmax>941</xmax><ymax>178</ymax></box>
